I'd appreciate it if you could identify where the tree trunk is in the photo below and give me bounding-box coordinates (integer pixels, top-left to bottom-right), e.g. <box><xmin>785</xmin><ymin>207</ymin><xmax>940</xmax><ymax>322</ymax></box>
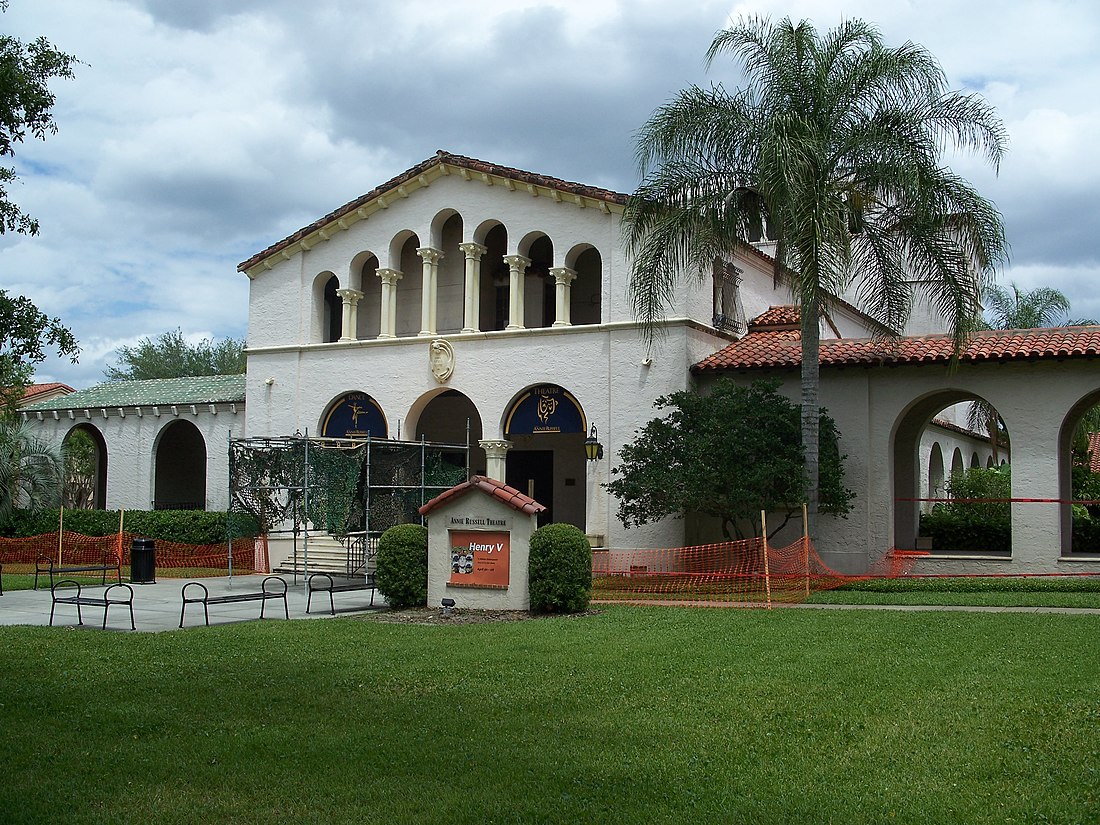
<box><xmin>801</xmin><ymin>295</ymin><xmax>821</xmax><ymax>539</ymax></box>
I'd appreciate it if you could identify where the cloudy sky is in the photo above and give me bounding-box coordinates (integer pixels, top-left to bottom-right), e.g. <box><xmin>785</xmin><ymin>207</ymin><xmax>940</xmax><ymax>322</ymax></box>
<box><xmin>4</xmin><ymin>0</ymin><xmax>1098</xmax><ymax>389</ymax></box>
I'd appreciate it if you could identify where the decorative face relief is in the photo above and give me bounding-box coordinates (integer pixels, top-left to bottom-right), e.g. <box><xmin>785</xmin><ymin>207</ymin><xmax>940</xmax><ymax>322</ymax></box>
<box><xmin>429</xmin><ymin>338</ymin><xmax>455</xmax><ymax>384</ymax></box>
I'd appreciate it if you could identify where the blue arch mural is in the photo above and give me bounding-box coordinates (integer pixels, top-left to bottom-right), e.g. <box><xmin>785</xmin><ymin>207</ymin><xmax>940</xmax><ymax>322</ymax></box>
<box><xmin>321</xmin><ymin>392</ymin><xmax>388</xmax><ymax>439</ymax></box>
<box><xmin>504</xmin><ymin>384</ymin><xmax>586</xmax><ymax>435</ymax></box>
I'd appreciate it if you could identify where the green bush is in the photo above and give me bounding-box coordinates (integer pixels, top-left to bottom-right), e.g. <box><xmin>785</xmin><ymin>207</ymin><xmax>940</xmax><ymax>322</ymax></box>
<box><xmin>834</xmin><ymin>576</ymin><xmax>1100</xmax><ymax>594</ymax></box>
<box><xmin>528</xmin><ymin>523</ymin><xmax>592</xmax><ymax>613</ymax></box>
<box><xmin>919</xmin><ymin>466</ymin><xmax>1011</xmax><ymax>553</ymax></box>
<box><xmin>375</xmin><ymin>523</ymin><xmax>428</xmax><ymax>608</ymax></box>
<box><xmin>0</xmin><ymin>508</ymin><xmax>259</xmax><ymax>543</ymax></box>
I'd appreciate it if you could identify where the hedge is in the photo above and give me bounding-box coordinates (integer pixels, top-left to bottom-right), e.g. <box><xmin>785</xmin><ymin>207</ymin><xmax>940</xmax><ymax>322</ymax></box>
<box><xmin>0</xmin><ymin>508</ymin><xmax>259</xmax><ymax>544</ymax></box>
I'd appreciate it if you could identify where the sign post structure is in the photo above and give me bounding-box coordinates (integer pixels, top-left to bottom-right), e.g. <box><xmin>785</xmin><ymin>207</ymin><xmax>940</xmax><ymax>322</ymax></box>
<box><xmin>420</xmin><ymin>476</ymin><xmax>546</xmax><ymax>612</ymax></box>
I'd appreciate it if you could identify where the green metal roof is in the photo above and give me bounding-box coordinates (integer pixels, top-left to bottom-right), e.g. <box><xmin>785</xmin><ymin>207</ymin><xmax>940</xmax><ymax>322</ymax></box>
<box><xmin>23</xmin><ymin>374</ymin><xmax>246</xmax><ymax>410</ymax></box>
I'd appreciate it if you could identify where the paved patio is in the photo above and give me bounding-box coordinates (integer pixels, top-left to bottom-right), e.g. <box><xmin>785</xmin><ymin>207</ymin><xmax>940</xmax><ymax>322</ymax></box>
<box><xmin>0</xmin><ymin>574</ymin><xmax>385</xmax><ymax>632</ymax></box>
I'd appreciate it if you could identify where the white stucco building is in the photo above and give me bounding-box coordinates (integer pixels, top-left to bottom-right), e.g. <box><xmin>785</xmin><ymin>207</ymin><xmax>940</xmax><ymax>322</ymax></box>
<box><xmin>23</xmin><ymin>150</ymin><xmax>1095</xmax><ymax>574</ymax></box>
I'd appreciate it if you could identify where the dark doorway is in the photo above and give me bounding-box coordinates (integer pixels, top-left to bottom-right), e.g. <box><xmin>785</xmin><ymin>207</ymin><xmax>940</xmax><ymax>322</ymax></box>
<box><xmin>506</xmin><ymin>450</ymin><xmax>553</xmax><ymax>527</ymax></box>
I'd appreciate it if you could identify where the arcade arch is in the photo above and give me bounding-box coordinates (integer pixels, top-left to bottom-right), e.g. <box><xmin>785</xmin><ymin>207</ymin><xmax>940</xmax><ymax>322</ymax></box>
<box><xmin>1058</xmin><ymin>392</ymin><xmax>1100</xmax><ymax>553</ymax></box>
<box><xmin>501</xmin><ymin>383</ymin><xmax>589</xmax><ymax>529</ymax></box>
<box><xmin>153</xmin><ymin>420</ymin><xmax>207</xmax><ymax>510</ymax></box>
<box><xmin>63</xmin><ymin>424</ymin><xmax>107</xmax><ymax>509</ymax></box>
<box><xmin>895</xmin><ymin>390</ymin><xmax>1009</xmax><ymax>551</ymax></box>
<box><xmin>407</xmin><ymin>389</ymin><xmax>484</xmax><ymax>475</ymax></box>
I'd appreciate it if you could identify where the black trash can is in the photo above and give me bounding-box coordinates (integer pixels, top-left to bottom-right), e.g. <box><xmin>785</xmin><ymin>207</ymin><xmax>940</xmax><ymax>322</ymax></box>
<box><xmin>131</xmin><ymin>538</ymin><xmax>156</xmax><ymax>584</ymax></box>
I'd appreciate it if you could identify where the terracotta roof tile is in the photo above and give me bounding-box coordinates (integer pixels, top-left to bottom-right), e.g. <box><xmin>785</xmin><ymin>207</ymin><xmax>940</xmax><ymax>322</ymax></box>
<box><xmin>21</xmin><ymin>382</ymin><xmax>74</xmax><ymax>400</ymax></box>
<box><xmin>419</xmin><ymin>474</ymin><xmax>547</xmax><ymax>517</ymax></box>
<box><xmin>238</xmin><ymin>150</ymin><xmax>628</xmax><ymax>273</ymax></box>
<box><xmin>1090</xmin><ymin>433</ymin><xmax>1100</xmax><ymax>474</ymax></box>
<box><xmin>694</xmin><ymin>325</ymin><xmax>1100</xmax><ymax>373</ymax></box>
<box><xmin>749</xmin><ymin>305</ymin><xmax>801</xmax><ymax>330</ymax></box>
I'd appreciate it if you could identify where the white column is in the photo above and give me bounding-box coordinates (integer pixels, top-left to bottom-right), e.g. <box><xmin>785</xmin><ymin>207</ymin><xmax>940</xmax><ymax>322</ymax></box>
<box><xmin>479</xmin><ymin>439</ymin><xmax>512</xmax><ymax>482</ymax></box>
<box><xmin>335</xmin><ymin>288</ymin><xmax>363</xmax><ymax>342</ymax></box>
<box><xmin>417</xmin><ymin>247</ymin><xmax>444</xmax><ymax>337</ymax></box>
<box><xmin>503</xmin><ymin>254</ymin><xmax>530</xmax><ymax>331</ymax></box>
<box><xmin>459</xmin><ymin>242</ymin><xmax>487</xmax><ymax>334</ymax></box>
<box><xmin>549</xmin><ymin>267</ymin><xmax>577</xmax><ymax>328</ymax></box>
<box><xmin>376</xmin><ymin>268</ymin><xmax>403</xmax><ymax>339</ymax></box>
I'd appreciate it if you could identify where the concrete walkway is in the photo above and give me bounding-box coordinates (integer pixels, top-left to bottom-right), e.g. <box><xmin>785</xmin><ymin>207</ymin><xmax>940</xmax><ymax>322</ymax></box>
<box><xmin>0</xmin><ymin>575</ymin><xmax>385</xmax><ymax>632</ymax></box>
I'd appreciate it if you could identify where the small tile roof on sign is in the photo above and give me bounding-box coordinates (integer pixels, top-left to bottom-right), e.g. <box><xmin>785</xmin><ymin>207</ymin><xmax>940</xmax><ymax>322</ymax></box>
<box><xmin>238</xmin><ymin>150</ymin><xmax>629</xmax><ymax>273</ymax></box>
<box><xmin>419</xmin><ymin>475</ymin><xmax>547</xmax><ymax>516</ymax></box>
<box><xmin>22</xmin><ymin>374</ymin><xmax>246</xmax><ymax>411</ymax></box>
<box><xmin>694</xmin><ymin>320</ymin><xmax>1100</xmax><ymax>373</ymax></box>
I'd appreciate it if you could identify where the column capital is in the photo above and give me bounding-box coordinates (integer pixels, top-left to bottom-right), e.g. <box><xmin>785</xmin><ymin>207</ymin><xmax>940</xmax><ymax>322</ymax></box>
<box><xmin>549</xmin><ymin>266</ymin><xmax>577</xmax><ymax>286</ymax></box>
<box><xmin>503</xmin><ymin>254</ymin><xmax>531</xmax><ymax>271</ymax></box>
<box><xmin>479</xmin><ymin>439</ymin><xmax>513</xmax><ymax>456</ymax></box>
<box><xmin>416</xmin><ymin>246</ymin><xmax>444</xmax><ymax>265</ymax></box>
<box><xmin>376</xmin><ymin>268</ymin><xmax>403</xmax><ymax>286</ymax></box>
<box><xmin>336</xmin><ymin>288</ymin><xmax>364</xmax><ymax>304</ymax></box>
<box><xmin>459</xmin><ymin>242</ymin><xmax>488</xmax><ymax>261</ymax></box>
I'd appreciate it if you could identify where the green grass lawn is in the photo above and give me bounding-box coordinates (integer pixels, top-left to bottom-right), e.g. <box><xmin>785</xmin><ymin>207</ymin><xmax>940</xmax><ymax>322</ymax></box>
<box><xmin>1</xmin><ymin>606</ymin><xmax>1097</xmax><ymax>824</ymax></box>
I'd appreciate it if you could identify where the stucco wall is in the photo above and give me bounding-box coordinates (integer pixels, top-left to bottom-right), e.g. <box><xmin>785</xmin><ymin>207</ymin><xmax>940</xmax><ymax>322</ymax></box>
<box><xmin>22</xmin><ymin>404</ymin><xmax>239</xmax><ymax>512</ymax></box>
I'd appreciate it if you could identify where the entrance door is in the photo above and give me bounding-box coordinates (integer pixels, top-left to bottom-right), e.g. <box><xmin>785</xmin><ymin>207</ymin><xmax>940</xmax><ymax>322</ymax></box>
<box><xmin>506</xmin><ymin>450</ymin><xmax>553</xmax><ymax>527</ymax></box>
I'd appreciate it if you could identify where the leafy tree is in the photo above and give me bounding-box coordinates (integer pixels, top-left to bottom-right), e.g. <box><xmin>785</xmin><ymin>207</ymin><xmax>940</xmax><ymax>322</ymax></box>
<box><xmin>0</xmin><ymin>1</ymin><xmax>79</xmax><ymax>235</ymax></box>
<box><xmin>0</xmin><ymin>418</ymin><xmax>63</xmax><ymax>520</ymax></box>
<box><xmin>0</xmin><ymin>289</ymin><xmax>79</xmax><ymax>414</ymax></box>
<box><xmin>605</xmin><ymin>378</ymin><xmax>853</xmax><ymax>540</ymax></box>
<box><xmin>104</xmin><ymin>328</ymin><xmax>245</xmax><ymax>380</ymax></box>
<box><xmin>624</xmin><ymin>17</ymin><xmax>1007</xmax><ymax>534</ymax></box>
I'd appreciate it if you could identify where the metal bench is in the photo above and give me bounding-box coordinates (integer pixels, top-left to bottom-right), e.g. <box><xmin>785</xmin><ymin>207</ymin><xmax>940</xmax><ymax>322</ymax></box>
<box><xmin>306</xmin><ymin>572</ymin><xmax>377</xmax><ymax>616</ymax></box>
<box><xmin>50</xmin><ymin>580</ymin><xmax>136</xmax><ymax>630</ymax></box>
<box><xmin>35</xmin><ymin>553</ymin><xmax>122</xmax><ymax>591</ymax></box>
<box><xmin>179</xmin><ymin>576</ymin><xmax>289</xmax><ymax>627</ymax></box>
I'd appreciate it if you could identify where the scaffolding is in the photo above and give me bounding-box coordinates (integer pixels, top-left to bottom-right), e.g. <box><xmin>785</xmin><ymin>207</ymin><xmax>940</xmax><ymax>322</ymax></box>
<box><xmin>228</xmin><ymin>430</ymin><xmax>470</xmax><ymax>584</ymax></box>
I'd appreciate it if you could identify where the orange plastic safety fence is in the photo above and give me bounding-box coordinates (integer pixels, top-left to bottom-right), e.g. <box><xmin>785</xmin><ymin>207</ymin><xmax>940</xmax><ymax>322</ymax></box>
<box><xmin>591</xmin><ymin>539</ymin><xmax>920</xmax><ymax>607</ymax></box>
<box><xmin>0</xmin><ymin>532</ymin><xmax>266</xmax><ymax>577</ymax></box>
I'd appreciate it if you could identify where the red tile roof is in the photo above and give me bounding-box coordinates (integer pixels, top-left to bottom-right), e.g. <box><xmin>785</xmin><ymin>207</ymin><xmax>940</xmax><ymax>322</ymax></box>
<box><xmin>238</xmin><ymin>150</ymin><xmax>628</xmax><ymax>273</ymax></box>
<box><xmin>1090</xmin><ymin>433</ymin><xmax>1100</xmax><ymax>474</ymax></box>
<box><xmin>694</xmin><ymin>319</ymin><xmax>1100</xmax><ymax>372</ymax></box>
<box><xmin>21</xmin><ymin>382</ymin><xmax>74</xmax><ymax>401</ymax></box>
<box><xmin>748</xmin><ymin>305</ymin><xmax>801</xmax><ymax>330</ymax></box>
<box><xmin>419</xmin><ymin>475</ymin><xmax>547</xmax><ymax>517</ymax></box>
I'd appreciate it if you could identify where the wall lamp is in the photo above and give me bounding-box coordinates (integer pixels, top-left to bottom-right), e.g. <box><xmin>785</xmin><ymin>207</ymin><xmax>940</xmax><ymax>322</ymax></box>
<box><xmin>584</xmin><ymin>424</ymin><xmax>604</xmax><ymax>461</ymax></box>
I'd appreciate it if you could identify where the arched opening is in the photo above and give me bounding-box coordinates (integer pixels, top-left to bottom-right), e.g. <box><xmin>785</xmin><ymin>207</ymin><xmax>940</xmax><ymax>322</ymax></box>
<box><xmin>436</xmin><ymin>212</ymin><xmax>465</xmax><ymax>334</ymax></box>
<box><xmin>570</xmin><ymin>246</ymin><xmax>603</xmax><ymax>326</ymax></box>
<box><xmin>393</xmin><ymin>232</ymin><xmax>422</xmax><ymax>338</ymax></box>
<box><xmin>522</xmin><ymin>234</ymin><xmax>554</xmax><ymax>329</ymax></box>
<box><xmin>1058</xmin><ymin>391</ymin><xmax>1100</xmax><ymax>554</ymax></box>
<box><xmin>154</xmin><ymin>420</ymin><xmax>206</xmax><ymax>510</ymax></box>
<box><xmin>63</xmin><ymin>424</ymin><xmax>107</xmax><ymax>509</ymax></box>
<box><xmin>479</xmin><ymin>223</ymin><xmax>509</xmax><ymax>331</ymax></box>
<box><xmin>408</xmin><ymin>389</ymin><xmax>484</xmax><ymax>476</ymax></box>
<box><xmin>353</xmin><ymin>253</ymin><xmax>381</xmax><ymax>340</ymax></box>
<box><xmin>927</xmin><ymin>443</ymin><xmax>945</xmax><ymax>510</ymax></box>
<box><xmin>319</xmin><ymin>391</ymin><xmax>388</xmax><ymax>438</ymax></box>
<box><xmin>322</xmin><ymin>274</ymin><xmax>341</xmax><ymax>343</ymax></box>
<box><xmin>896</xmin><ymin>392</ymin><xmax>1011</xmax><ymax>554</ymax></box>
<box><xmin>971</xmin><ymin>452</ymin><xmax>981</xmax><ymax>469</ymax></box>
<box><xmin>951</xmin><ymin>447</ymin><xmax>965</xmax><ymax>480</ymax></box>
<box><xmin>502</xmin><ymin>383</ymin><xmax>588</xmax><ymax>529</ymax></box>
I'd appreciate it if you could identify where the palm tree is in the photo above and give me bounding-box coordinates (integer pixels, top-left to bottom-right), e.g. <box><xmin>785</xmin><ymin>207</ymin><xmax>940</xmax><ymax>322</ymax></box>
<box><xmin>0</xmin><ymin>419</ymin><xmax>64</xmax><ymax>520</ymax></box>
<box><xmin>983</xmin><ymin>282</ymin><xmax>1096</xmax><ymax>330</ymax></box>
<box><xmin>625</xmin><ymin>17</ymin><xmax>1007</xmax><ymax>532</ymax></box>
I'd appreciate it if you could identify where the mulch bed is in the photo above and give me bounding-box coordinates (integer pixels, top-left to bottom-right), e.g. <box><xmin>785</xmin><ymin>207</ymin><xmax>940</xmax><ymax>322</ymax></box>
<box><xmin>353</xmin><ymin>607</ymin><xmax>600</xmax><ymax>625</ymax></box>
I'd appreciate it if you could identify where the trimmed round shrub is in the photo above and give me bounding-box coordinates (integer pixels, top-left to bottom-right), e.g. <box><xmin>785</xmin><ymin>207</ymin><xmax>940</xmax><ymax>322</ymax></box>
<box><xmin>528</xmin><ymin>523</ymin><xmax>592</xmax><ymax>613</ymax></box>
<box><xmin>375</xmin><ymin>523</ymin><xmax>428</xmax><ymax>608</ymax></box>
